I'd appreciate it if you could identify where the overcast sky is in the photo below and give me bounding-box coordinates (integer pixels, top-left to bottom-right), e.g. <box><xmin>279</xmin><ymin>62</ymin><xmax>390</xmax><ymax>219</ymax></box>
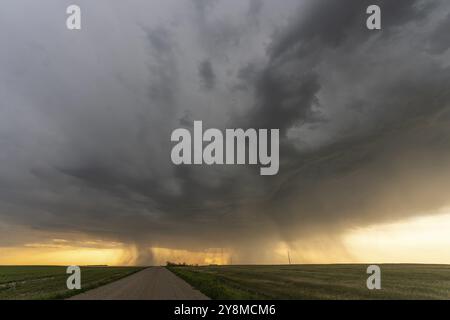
<box><xmin>1</xmin><ymin>0</ymin><xmax>450</xmax><ymax>264</ymax></box>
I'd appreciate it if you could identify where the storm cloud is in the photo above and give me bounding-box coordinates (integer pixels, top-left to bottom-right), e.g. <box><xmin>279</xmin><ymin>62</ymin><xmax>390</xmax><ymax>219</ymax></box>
<box><xmin>0</xmin><ymin>0</ymin><xmax>450</xmax><ymax>264</ymax></box>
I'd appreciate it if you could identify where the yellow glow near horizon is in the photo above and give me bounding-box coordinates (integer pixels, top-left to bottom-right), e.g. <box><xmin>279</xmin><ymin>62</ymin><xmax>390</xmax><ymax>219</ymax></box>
<box><xmin>1</xmin><ymin>213</ymin><xmax>450</xmax><ymax>266</ymax></box>
<box><xmin>151</xmin><ymin>247</ymin><xmax>230</xmax><ymax>266</ymax></box>
<box><xmin>0</xmin><ymin>244</ymin><xmax>231</xmax><ymax>266</ymax></box>
<box><xmin>344</xmin><ymin>212</ymin><xmax>450</xmax><ymax>264</ymax></box>
<box><xmin>0</xmin><ymin>246</ymin><xmax>126</xmax><ymax>266</ymax></box>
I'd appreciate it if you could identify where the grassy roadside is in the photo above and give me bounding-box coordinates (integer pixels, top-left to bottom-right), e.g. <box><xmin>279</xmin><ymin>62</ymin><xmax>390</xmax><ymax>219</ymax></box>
<box><xmin>168</xmin><ymin>266</ymin><xmax>265</xmax><ymax>299</ymax></box>
<box><xmin>167</xmin><ymin>264</ymin><xmax>450</xmax><ymax>300</ymax></box>
<box><xmin>0</xmin><ymin>266</ymin><xmax>144</xmax><ymax>300</ymax></box>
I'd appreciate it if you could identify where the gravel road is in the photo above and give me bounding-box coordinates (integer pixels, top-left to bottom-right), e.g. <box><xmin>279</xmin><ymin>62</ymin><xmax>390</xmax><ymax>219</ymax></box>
<box><xmin>69</xmin><ymin>267</ymin><xmax>209</xmax><ymax>300</ymax></box>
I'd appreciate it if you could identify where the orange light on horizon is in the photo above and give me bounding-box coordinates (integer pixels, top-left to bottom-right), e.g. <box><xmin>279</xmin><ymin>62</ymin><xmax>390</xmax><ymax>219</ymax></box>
<box><xmin>1</xmin><ymin>212</ymin><xmax>450</xmax><ymax>266</ymax></box>
<box><xmin>0</xmin><ymin>246</ymin><xmax>126</xmax><ymax>266</ymax></box>
<box><xmin>151</xmin><ymin>247</ymin><xmax>231</xmax><ymax>266</ymax></box>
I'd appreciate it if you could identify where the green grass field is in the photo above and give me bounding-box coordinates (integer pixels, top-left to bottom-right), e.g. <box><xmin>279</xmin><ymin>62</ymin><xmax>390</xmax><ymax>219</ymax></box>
<box><xmin>168</xmin><ymin>264</ymin><xmax>450</xmax><ymax>300</ymax></box>
<box><xmin>0</xmin><ymin>266</ymin><xmax>143</xmax><ymax>299</ymax></box>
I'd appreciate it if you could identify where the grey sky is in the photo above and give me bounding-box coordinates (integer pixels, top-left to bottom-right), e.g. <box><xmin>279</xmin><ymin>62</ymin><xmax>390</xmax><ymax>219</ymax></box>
<box><xmin>1</xmin><ymin>0</ymin><xmax>450</xmax><ymax>264</ymax></box>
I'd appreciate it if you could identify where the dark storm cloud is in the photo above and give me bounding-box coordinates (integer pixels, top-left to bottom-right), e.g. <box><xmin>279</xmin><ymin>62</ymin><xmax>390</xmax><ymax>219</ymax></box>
<box><xmin>146</xmin><ymin>27</ymin><xmax>179</xmax><ymax>109</ymax></box>
<box><xmin>247</xmin><ymin>0</ymin><xmax>263</xmax><ymax>18</ymax></box>
<box><xmin>427</xmin><ymin>13</ymin><xmax>450</xmax><ymax>54</ymax></box>
<box><xmin>1</xmin><ymin>0</ymin><xmax>450</xmax><ymax>263</ymax></box>
<box><xmin>244</xmin><ymin>67</ymin><xmax>322</xmax><ymax>135</ymax></box>
<box><xmin>269</xmin><ymin>0</ymin><xmax>435</xmax><ymax>60</ymax></box>
<box><xmin>247</xmin><ymin>0</ymin><xmax>264</xmax><ymax>27</ymax></box>
<box><xmin>191</xmin><ymin>0</ymin><xmax>217</xmax><ymax>19</ymax></box>
<box><xmin>242</xmin><ymin>0</ymin><xmax>441</xmax><ymax>136</ymax></box>
<box><xmin>234</xmin><ymin>0</ymin><xmax>450</xmax><ymax>242</ymax></box>
<box><xmin>198</xmin><ymin>59</ymin><xmax>216</xmax><ymax>90</ymax></box>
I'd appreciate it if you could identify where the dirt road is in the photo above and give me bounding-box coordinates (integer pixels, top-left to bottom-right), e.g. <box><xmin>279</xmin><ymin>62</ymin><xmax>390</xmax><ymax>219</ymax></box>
<box><xmin>69</xmin><ymin>267</ymin><xmax>209</xmax><ymax>300</ymax></box>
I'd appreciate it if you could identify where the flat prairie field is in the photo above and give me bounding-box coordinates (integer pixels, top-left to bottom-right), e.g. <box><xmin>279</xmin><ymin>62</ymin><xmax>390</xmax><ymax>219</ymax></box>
<box><xmin>0</xmin><ymin>266</ymin><xmax>143</xmax><ymax>299</ymax></box>
<box><xmin>168</xmin><ymin>264</ymin><xmax>450</xmax><ymax>300</ymax></box>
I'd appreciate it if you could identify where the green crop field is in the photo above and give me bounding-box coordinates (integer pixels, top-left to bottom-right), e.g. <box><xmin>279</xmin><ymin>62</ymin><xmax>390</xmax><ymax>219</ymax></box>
<box><xmin>0</xmin><ymin>266</ymin><xmax>143</xmax><ymax>300</ymax></box>
<box><xmin>168</xmin><ymin>264</ymin><xmax>450</xmax><ymax>300</ymax></box>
